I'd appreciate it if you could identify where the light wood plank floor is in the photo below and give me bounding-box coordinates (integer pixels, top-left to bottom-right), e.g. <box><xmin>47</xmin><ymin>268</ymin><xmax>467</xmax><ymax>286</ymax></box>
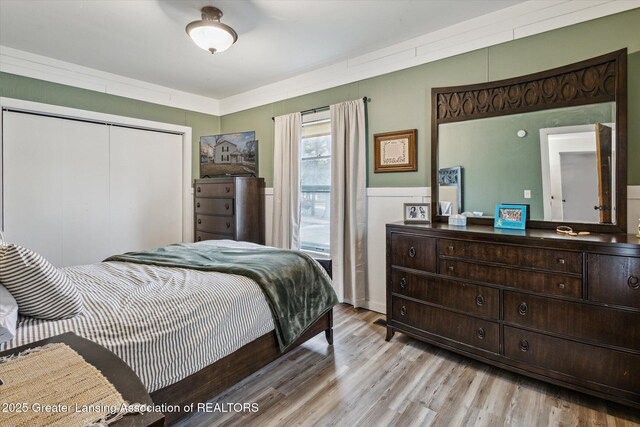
<box><xmin>176</xmin><ymin>304</ymin><xmax>640</xmax><ymax>427</ymax></box>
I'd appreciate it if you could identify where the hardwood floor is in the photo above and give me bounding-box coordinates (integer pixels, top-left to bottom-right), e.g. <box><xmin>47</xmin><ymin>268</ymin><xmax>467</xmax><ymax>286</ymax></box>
<box><xmin>175</xmin><ymin>304</ymin><xmax>640</xmax><ymax>427</ymax></box>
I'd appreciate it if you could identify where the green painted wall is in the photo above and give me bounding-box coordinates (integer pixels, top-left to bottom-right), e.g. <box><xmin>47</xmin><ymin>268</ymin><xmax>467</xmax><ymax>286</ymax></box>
<box><xmin>0</xmin><ymin>73</ymin><xmax>220</xmax><ymax>179</ymax></box>
<box><xmin>220</xmin><ymin>9</ymin><xmax>640</xmax><ymax>188</ymax></box>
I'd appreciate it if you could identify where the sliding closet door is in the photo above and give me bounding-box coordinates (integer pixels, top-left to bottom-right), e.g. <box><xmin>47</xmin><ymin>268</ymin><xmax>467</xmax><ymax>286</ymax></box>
<box><xmin>109</xmin><ymin>126</ymin><xmax>183</xmax><ymax>255</ymax></box>
<box><xmin>2</xmin><ymin>111</ymin><xmax>110</xmax><ymax>266</ymax></box>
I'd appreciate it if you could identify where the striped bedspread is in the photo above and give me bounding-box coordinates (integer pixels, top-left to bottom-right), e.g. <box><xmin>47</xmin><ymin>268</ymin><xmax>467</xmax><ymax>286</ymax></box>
<box><xmin>0</xmin><ymin>241</ymin><xmax>275</xmax><ymax>392</ymax></box>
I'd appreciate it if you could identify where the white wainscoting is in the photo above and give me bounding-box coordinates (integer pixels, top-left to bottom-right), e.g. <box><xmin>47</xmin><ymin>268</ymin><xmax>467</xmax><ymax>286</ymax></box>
<box><xmin>264</xmin><ymin>186</ymin><xmax>640</xmax><ymax>314</ymax></box>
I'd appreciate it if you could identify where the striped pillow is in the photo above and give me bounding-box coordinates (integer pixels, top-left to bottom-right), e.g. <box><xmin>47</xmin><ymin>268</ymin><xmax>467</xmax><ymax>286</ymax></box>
<box><xmin>0</xmin><ymin>244</ymin><xmax>83</xmax><ymax>319</ymax></box>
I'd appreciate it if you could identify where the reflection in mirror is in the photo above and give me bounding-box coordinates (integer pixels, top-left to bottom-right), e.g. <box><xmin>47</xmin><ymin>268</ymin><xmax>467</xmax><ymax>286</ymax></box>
<box><xmin>540</xmin><ymin>123</ymin><xmax>615</xmax><ymax>223</ymax></box>
<box><xmin>438</xmin><ymin>166</ymin><xmax>463</xmax><ymax>216</ymax></box>
<box><xmin>437</xmin><ymin>102</ymin><xmax>616</xmax><ymax>224</ymax></box>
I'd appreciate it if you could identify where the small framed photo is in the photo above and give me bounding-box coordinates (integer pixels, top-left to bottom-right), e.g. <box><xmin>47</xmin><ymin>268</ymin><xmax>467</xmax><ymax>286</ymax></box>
<box><xmin>374</xmin><ymin>129</ymin><xmax>417</xmax><ymax>173</ymax></box>
<box><xmin>404</xmin><ymin>203</ymin><xmax>430</xmax><ymax>224</ymax></box>
<box><xmin>494</xmin><ymin>204</ymin><xmax>527</xmax><ymax>229</ymax></box>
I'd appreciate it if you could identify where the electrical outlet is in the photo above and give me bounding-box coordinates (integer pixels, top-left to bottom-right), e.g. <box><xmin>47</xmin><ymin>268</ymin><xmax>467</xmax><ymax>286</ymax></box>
<box><xmin>524</xmin><ymin>190</ymin><xmax>531</xmax><ymax>199</ymax></box>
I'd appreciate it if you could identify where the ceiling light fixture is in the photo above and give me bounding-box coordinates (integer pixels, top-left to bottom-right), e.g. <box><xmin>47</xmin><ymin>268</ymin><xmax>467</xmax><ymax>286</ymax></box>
<box><xmin>186</xmin><ymin>6</ymin><xmax>238</xmax><ymax>54</ymax></box>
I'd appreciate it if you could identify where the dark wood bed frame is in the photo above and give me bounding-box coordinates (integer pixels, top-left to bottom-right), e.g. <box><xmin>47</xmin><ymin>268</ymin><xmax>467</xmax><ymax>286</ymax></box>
<box><xmin>150</xmin><ymin>310</ymin><xmax>333</xmax><ymax>425</ymax></box>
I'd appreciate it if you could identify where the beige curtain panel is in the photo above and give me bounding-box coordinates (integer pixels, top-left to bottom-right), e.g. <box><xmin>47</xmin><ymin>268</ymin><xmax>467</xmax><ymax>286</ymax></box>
<box><xmin>330</xmin><ymin>99</ymin><xmax>367</xmax><ymax>307</ymax></box>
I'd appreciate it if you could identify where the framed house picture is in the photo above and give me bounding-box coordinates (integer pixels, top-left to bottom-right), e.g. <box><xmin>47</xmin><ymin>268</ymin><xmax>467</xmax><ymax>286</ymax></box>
<box><xmin>404</xmin><ymin>203</ymin><xmax>430</xmax><ymax>224</ymax></box>
<box><xmin>494</xmin><ymin>204</ymin><xmax>527</xmax><ymax>229</ymax></box>
<box><xmin>374</xmin><ymin>129</ymin><xmax>417</xmax><ymax>173</ymax></box>
<box><xmin>200</xmin><ymin>131</ymin><xmax>258</xmax><ymax>178</ymax></box>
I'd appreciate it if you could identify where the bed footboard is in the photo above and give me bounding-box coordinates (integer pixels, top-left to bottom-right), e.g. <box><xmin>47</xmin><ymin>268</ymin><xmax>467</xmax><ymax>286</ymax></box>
<box><xmin>151</xmin><ymin>309</ymin><xmax>333</xmax><ymax>425</ymax></box>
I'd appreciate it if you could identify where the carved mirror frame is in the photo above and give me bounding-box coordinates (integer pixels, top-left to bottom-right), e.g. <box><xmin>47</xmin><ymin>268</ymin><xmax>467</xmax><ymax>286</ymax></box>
<box><xmin>431</xmin><ymin>49</ymin><xmax>628</xmax><ymax>233</ymax></box>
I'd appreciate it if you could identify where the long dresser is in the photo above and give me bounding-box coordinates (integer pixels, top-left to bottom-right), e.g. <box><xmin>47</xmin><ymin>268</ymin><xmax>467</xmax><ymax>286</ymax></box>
<box><xmin>386</xmin><ymin>222</ymin><xmax>640</xmax><ymax>408</ymax></box>
<box><xmin>194</xmin><ymin>177</ymin><xmax>265</xmax><ymax>245</ymax></box>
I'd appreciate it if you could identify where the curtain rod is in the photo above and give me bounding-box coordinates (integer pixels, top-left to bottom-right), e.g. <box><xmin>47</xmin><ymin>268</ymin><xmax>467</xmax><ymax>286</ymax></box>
<box><xmin>271</xmin><ymin>97</ymin><xmax>370</xmax><ymax>121</ymax></box>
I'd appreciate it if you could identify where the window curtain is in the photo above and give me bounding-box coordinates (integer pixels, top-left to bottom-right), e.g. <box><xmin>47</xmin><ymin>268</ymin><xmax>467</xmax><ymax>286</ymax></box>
<box><xmin>330</xmin><ymin>99</ymin><xmax>367</xmax><ymax>307</ymax></box>
<box><xmin>271</xmin><ymin>112</ymin><xmax>302</xmax><ymax>249</ymax></box>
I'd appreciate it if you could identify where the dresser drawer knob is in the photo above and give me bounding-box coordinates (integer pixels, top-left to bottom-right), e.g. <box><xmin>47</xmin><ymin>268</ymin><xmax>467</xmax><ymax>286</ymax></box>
<box><xmin>197</xmin><ymin>186</ymin><xmax>201</xmax><ymax>193</ymax></box>
<box><xmin>519</xmin><ymin>339</ymin><xmax>529</xmax><ymax>352</ymax></box>
<box><xmin>399</xmin><ymin>278</ymin><xmax>406</xmax><ymax>288</ymax></box>
<box><xmin>408</xmin><ymin>247</ymin><xmax>416</xmax><ymax>258</ymax></box>
<box><xmin>196</xmin><ymin>202</ymin><xmax>201</xmax><ymax>208</ymax></box>
<box><xmin>197</xmin><ymin>236</ymin><xmax>202</xmax><ymax>242</ymax></box>
<box><xmin>448</xmin><ymin>265</ymin><xmax>454</xmax><ymax>272</ymax></box>
<box><xmin>518</xmin><ymin>302</ymin><xmax>528</xmax><ymax>316</ymax></box>
<box><xmin>475</xmin><ymin>295</ymin><xmax>484</xmax><ymax>307</ymax></box>
<box><xmin>476</xmin><ymin>327</ymin><xmax>485</xmax><ymax>340</ymax></box>
<box><xmin>558</xmin><ymin>283</ymin><xmax>566</xmax><ymax>289</ymax></box>
<box><xmin>400</xmin><ymin>306</ymin><xmax>407</xmax><ymax>316</ymax></box>
<box><xmin>448</xmin><ymin>245</ymin><xmax>454</xmax><ymax>253</ymax></box>
<box><xmin>629</xmin><ymin>275</ymin><xmax>639</xmax><ymax>290</ymax></box>
<box><xmin>226</xmin><ymin>222</ymin><xmax>231</xmax><ymax>229</ymax></box>
<box><xmin>556</xmin><ymin>258</ymin><xmax>565</xmax><ymax>264</ymax></box>
<box><xmin>225</xmin><ymin>186</ymin><xmax>231</xmax><ymax>193</ymax></box>
<box><xmin>197</xmin><ymin>219</ymin><xmax>202</xmax><ymax>224</ymax></box>
<box><xmin>225</xmin><ymin>203</ymin><xmax>230</xmax><ymax>210</ymax></box>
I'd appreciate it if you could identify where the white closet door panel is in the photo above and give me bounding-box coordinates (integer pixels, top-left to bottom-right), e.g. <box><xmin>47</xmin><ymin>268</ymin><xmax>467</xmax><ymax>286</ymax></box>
<box><xmin>2</xmin><ymin>112</ymin><xmax>110</xmax><ymax>266</ymax></box>
<box><xmin>109</xmin><ymin>126</ymin><xmax>182</xmax><ymax>254</ymax></box>
<box><xmin>61</xmin><ymin>122</ymin><xmax>110</xmax><ymax>266</ymax></box>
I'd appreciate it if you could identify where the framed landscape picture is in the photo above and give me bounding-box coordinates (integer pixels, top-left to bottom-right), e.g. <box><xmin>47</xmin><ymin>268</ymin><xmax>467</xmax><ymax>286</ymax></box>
<box><xmin>200</xmin><ymin>131</ymin><xmax>258</xmax><ymax>178</ymax></box>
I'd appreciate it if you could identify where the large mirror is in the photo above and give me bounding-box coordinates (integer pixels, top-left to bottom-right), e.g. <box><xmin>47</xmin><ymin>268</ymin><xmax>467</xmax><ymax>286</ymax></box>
<box><xmin>432</xmin><ymin>49</ymin><xmax>627</xmax><ymax>232</ymax></box>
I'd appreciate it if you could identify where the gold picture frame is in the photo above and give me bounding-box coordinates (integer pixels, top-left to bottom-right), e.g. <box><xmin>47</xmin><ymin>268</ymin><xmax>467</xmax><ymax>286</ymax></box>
<box><xmin>374</xmin><ymin>129</ymin><xmax>417</xmax><ymax>173</ymax></box>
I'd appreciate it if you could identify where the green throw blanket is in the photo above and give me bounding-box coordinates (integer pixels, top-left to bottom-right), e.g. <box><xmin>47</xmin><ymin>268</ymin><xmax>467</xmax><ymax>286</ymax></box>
<box><xmin>105</xmin><ymin>243</ymin><xmax>338</xmax><ymax>351</ymax></box>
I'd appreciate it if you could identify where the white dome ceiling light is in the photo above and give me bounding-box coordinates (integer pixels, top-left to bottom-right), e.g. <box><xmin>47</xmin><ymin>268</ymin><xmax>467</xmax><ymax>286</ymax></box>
<box><xmin>186</xmin><ymin>6</ymin><xmax>238</xmax><ymax>54</ymax></box>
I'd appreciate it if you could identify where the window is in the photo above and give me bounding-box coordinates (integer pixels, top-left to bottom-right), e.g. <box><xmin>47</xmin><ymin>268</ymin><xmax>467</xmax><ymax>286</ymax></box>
<box><xmin>300</xmin><ymin>111</ymin><xmax>331</xmax><ymax>253</ymax></box>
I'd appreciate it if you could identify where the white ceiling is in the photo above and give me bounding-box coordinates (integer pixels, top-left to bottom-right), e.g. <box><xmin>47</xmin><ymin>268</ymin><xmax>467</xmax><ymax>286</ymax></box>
<box><xmin>0</xmin><ymin>0</ymin><xmax>525</xmax><ymax>99</ymax></box>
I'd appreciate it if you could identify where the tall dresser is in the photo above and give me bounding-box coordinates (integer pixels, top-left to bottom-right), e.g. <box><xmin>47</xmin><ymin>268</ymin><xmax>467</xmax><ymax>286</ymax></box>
<box><xmin>194</xmin><ymin>177</ymin><xmax>265</xmax><ymax>245</ymax></box>
<box><xmin>386</xmin><ymin>222</ymin><xmax>640</xmax><ymax>408</ymax></box>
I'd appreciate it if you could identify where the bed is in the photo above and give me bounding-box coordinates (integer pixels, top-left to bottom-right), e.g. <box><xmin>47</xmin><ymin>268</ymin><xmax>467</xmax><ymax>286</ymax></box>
<box><xmin>0</xmin><ymin>240</ymin><xmax>336</xmax><ymax>424</ymax></box>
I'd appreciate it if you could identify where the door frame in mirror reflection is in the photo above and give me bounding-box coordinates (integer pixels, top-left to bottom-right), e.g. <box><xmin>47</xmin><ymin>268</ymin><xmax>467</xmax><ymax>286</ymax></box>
<box><xmin>431</xmin><ymin>49</ymin><xmax>627</xmax><ymax>233</ymax></box>
<box><xmin>539</xmin><ymin>123</ymin><xmax>615</xmax><ymax>224</ymax></box>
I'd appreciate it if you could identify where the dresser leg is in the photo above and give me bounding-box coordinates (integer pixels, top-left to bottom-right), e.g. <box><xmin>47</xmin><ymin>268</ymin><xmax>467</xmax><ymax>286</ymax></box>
<box><xmin>385</xmin><ymin>326</ymin><xmax>395</xmax><ymax>341</ymax></box>
<box><xmin>325</xmin><ymin>328</ymin><xmax>333</xmax><ymax>345</ymax></box>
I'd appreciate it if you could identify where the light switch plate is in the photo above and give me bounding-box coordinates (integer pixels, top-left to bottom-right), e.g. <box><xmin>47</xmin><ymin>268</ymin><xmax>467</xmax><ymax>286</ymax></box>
<box><xmin>524</xmin><ymin>190</ymin><xmax>531</xmax><ymax>199</ymax></box>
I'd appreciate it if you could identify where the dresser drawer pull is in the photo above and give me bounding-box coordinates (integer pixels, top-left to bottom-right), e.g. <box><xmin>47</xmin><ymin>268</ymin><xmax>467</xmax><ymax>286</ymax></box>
<box><xmin>556</xmin><ymin>258</ymin><xmax>566</xmax><ymax>264</ymax></box>
<box><xmin>196</xmin><ymin>202</ymin><xmax>201</xmax><ymax>208</ymax></box>
<box><xmin>519</xmin><ymin>339</ymin><xmax>529</xmax><ymax>352</ymax></box>
<box><xmin>518</xmin><ymin>302</ymin><xmax>528</xmax><ymax>316</ymax></box>
<box><xmin>399</xmin><ymin>278</ymin><xmax>406</xmax><ymax>288</ymax></box>
<box><xmin>225</xmin><ymin>203</ymin><xmax>230</xmax><ymax>210</ymax></box>
<box><xmin>226</xmin><ymin>221</ymin><xmax>231</xmax><ymax>229</ymax></box>
<box><xmin>197</xmin><ymin>236</ymin><xmax>202</xmax><ymax>242</ymax></box>
<box><xmin>629</xmin><ymin>275</ymin><xmax>639</xmax><ymax>290</ymax></box>
<box><xmin>225</xmin><ymin>186</ymin><xmax>231</xmax><ymax>193</ymax></box>
<box><xmin>197</xmin><ymin>186</ymin><xmax>201</xmax><ymax>193</ymax></box>
<box><xmin>558</xmin><ymin>283</ymin><xmax>566</xmax><ymax>289</ymax></box>
<box><xmin>448</xmin><ymin>265</ymin><xmax>454</xmax><ymax>272</ymax></box>
<box><xmin>408</xmin><ymin>247</ymin><xmax>416</xmax><ymax>258</ymax></box>
<box><xmin>197</xmin><ymin>219</ymin><xmax>202</xmax><ymax>224</ymax></box>
<box><xmin>448</xmin><ymin>245</ymin><xmax>454</xmax><ymax>253</ymax></box>
<box><xmin>475</xmin><ymin>295</ymin><xmax>484</xmax><ymax>307</ymax></box>
<box><xmin>400</xmin><ymin>306</ymin><xmax>407</xmax><ymax>316</ymax></box>
<box><xmin>476</xmin><ymin>327</ymin><xmax>486</xmax><ymax>340</ymax></box>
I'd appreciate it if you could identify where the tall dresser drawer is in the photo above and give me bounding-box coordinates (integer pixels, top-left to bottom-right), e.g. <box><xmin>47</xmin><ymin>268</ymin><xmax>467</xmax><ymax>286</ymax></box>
<box><xmin>440</xmin><ymin>259</ymin><xmax>581</xmax><ymax>298</ymax></box>
<box><xmin>195</xmin><ymin>198</ymin><xmax>234</xmax><ymax>216</ymax></box>
<box><xmin>504</xmin><ymin>326</ymin><xmax>640</xmax><ymax>395</ymax></box>
<box><xmin>504</xmin><ymin>291</ymin><xmax>640</xmax><ymax>350</ymax></box>
<box><xmin>195</xmin><ymin>183</ymin><xmax>235</xmax><ymax>197</ymax></box>
<box><xmin>390</xmin><ymin>233</ymin><xmax>436</xmax><ymax>272</ymax></box>
<box><xmin>392</xmin><ymin>296</ymin><xmax>499</xmax><ymax>353</ymax></box>
<box><xmin>588</xmin><ymin>254</ymin><xmax>640</xmax><ymax>309</ymax></box>
<box><xmin>196</xmin><ymin>230</ymin><xmax>233</xmax><ymax>242</ymax></box>
<box><xmin>439</xmin><ymin>239</ymin><xmax>582</xmax><ymax>274</ymax></box>
<box><xmin>391</xmin><ymin>269</ymin><xmax>499</xmax><ymax>319</ymax></box>
<box><xmin>196</xmin><ymin>215</ymin><xmax>234</xmax><ymax>235</ymax></box>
